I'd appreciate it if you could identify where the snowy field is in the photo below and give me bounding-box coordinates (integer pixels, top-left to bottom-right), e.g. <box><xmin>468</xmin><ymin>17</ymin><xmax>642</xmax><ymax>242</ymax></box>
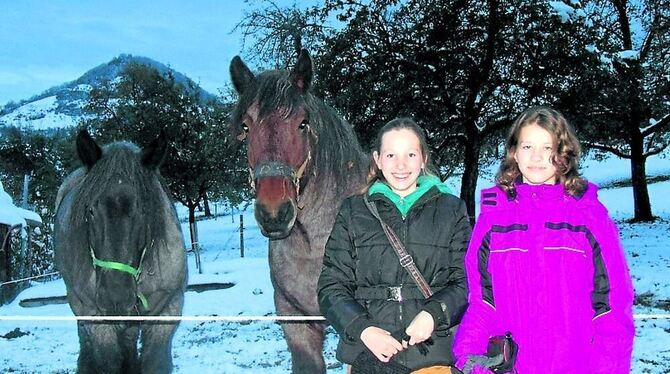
<box><xmin>1</xmin><ymin>153</ymin><xmax>669</xmax><ymax>373</ymax></box>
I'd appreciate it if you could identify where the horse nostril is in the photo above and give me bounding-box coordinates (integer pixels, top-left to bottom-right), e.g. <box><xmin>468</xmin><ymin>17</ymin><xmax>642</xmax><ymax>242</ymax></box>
<box><xmin>256</xmin><ymin>204</ymin><xmax>271</xmax><ymax>222</ymax></box>
<box><xmin>277</xmin><ymin>201</ymin><xmax>293</xmax><ymax>223</ymax></box>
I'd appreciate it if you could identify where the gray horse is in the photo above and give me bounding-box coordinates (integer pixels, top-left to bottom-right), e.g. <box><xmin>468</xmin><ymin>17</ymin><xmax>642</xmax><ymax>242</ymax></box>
<box><xmin>54</xmin><ymin>130</ymin><xmax>187</xmax><ymax>373</ymax></box>
<box><xmin>230</xmin><ymin>50</ymin><xmax>369</xmax><ymax>373</ymax></box>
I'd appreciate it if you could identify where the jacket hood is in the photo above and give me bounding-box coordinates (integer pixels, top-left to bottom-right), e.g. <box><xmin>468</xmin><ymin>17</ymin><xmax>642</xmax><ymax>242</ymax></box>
<box><xmin>369</xmin><ymin>175</ymin><xmax>451</xmax><ymax>216</ymax></box>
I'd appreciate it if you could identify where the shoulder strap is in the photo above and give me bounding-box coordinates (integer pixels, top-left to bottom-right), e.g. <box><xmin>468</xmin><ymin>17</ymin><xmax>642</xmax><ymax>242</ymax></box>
<box><xmin>363</xmin><ymin>195</ymin><xmax>433</xmax><ymax>298</ymax></box>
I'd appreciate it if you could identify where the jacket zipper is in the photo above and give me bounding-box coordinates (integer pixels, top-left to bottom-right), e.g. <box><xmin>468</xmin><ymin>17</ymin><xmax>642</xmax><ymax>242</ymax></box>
<box><xmin>400</xmin><ymin>192</ymin><xmax>439</xmax><ymax>366</ymax></box>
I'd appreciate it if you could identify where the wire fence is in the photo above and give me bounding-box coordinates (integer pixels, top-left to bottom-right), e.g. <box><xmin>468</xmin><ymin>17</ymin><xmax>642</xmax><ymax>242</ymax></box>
<box><xmin>0</xmin><ymin>271</ymin><xmax>60</xmax><ymax>287</ymax></box>
<box><xmin>0</xmin><ymin>314</ymin><xmax>668</xmax><ymax>322</ymax></box>
<box><xmin>2</xmin><ymin>273</ymin><xmax>669</xmax><ymax>321</ymax></box>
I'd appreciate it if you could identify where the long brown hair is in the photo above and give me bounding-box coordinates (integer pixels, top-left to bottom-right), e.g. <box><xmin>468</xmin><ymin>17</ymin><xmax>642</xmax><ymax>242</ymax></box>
<box><xmin>364</xmin><ymin>117</ymin><xmax>437</xmax><ymax>192</ymax></box>
<box><xmin>496</xmin><ymin>106</ymin><xmax>587</xmax><ymax>198</ymax></box>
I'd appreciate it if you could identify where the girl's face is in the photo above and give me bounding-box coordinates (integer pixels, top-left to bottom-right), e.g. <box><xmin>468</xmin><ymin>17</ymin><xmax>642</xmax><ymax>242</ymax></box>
<box><xmin>373</xmin><ymin>128</ymin><xmax>425</xmax><ymax>197</ymax></box>
<box><xmin>514</xmin><ymin>123</ymin><xmax>558</xmax><ymax>185</ymax></box>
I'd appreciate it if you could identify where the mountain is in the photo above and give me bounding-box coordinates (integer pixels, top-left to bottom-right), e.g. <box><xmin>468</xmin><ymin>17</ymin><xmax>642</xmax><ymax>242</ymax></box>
<box><xmin>0</xmin><ymin>54</ymin><xmax>216</xmax><ymax>132</ymax></box>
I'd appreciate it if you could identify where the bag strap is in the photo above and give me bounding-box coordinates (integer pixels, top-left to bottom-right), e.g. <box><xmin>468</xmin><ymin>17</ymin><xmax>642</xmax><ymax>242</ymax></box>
<box><xmin>363</xmin><ymin>195</ymin><xmax>433</xmax><ymax>298</ymax></box>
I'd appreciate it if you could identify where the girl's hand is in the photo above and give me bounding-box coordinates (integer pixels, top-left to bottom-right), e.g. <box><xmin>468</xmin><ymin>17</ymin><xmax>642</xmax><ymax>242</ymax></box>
<box><xmin>360</xmin><ymin>326</ymin><xmax>404</xmax><ymax>362</ymax></box>
<box><xmin>404</xmin><ymin>310</ymin><xmax>435</xmax><ymax>348</ymax></box>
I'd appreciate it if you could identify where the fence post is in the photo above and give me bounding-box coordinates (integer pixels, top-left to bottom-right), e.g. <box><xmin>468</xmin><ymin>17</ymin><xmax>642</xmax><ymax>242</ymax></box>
<box><xmin>190</xmin><ymin>221</ymin><xmax>202</xmax><ymax>274</ymax></box>
<box><xmin>240</xmin><ymin>215</ymin><xmax>244</xmax><ymax>258</ymax></box>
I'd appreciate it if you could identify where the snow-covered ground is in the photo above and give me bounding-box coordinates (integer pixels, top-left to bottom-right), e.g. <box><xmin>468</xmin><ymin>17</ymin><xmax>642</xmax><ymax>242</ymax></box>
<box><xmin>1</xmin><ymin>153</ymin><xmax>669</xmax><ymax>373</ymax></box>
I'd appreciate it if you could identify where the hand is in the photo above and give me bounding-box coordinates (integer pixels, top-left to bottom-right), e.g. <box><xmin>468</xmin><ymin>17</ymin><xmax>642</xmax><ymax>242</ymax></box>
<box><xmin>403</xmin><ymin>310</ymin><xmax>435</xmax><ymax>348</ymax></box>
<box><xmin>360</xmin><ymin>326</ymin><xmax>404</xmax><ymax>362</ymax></box>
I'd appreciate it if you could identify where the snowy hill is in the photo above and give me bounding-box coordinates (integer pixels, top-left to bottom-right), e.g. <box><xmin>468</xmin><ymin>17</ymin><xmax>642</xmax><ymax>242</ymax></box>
<box><xmin>0</xmin><ymin>54</ymin><xmax>216</xmax><ymax>132</ymax></box>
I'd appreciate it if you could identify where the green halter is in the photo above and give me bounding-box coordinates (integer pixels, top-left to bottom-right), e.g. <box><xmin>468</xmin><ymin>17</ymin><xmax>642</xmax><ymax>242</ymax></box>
<box><xmin>89</xmin><ymin>244</ymin><xmax>150</xmax><ymax>311</ymax></box>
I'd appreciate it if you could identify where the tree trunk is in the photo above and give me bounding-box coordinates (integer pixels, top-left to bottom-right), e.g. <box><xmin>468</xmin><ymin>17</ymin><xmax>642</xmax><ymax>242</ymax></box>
<box><xmin>629</xmin><ymin>132</ymin><xmax>653</xmax><ymax>221</ymax></box>
<box><xmin>203</xmin><ymin>193</ymin><xmax>212</xmax><ymax>217</ymax></box>
<box><xmin>461</xmin><ymin>135</ymin><xmax>481</xmax><ymax>224</ymax></box>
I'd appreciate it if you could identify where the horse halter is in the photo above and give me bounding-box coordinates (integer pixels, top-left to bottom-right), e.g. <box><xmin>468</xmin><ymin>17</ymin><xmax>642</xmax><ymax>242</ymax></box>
<box><xmin>248</xmin><ymin>149</ymin><xmax>312</xmax><ymax>209</ymax></box>
<box><xmin>88</xmin><ymin>239</ymin><xmax>154</xmax><ymax>311</ymax></box>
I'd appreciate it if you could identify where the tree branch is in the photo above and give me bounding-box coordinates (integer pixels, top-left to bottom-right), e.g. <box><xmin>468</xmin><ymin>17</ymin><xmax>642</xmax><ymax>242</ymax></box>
<box><xmin>644</xmin><ymin>143</ymin><xmax>669</xmax><ymax>158</ymax></box>
<box><xmin>481</xmin><ymin>116</ymin><xmax>512</xmax><ymax>137</ymax></box>
<box><xmin>436</xmin><ymin>133</ymin><xmax>467</xmax><ymax>155</ymax></box>
<box><xmin>641</xmin><ymin>114</ymin><xmax>670</xmax><ymax>137</ymax></box>
<box><xmin>639</xmin><ymin>14</ymin><xmax>657</xmax><ymax>62</ymax></box>
<box><xmin>583</xmin><ymin>141</ymin><xmax>631</xmax><ymax>159</ymax></box>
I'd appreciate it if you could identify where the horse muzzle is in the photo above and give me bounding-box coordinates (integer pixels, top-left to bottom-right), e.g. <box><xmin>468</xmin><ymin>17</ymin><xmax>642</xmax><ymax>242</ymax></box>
<box><xmin>95</xmin><ymin>272</ymin><xmax>139</xmax><ymax>315</ymax></box>
<box><xmin>255</xmin><ymin>198</ymin><xmax>296</xmax><ymax>240</ymax></box>
<box><xmin>253</xmin><ymin>176</ymin><xmax>297</xmax><ymax>239</ymax></box>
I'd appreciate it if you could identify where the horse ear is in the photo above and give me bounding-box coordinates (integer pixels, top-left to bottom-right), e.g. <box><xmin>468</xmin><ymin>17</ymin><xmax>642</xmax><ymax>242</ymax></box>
<box><xmin>290</xmin><ymin>49</ymin><xmax>313</xmax><ymax>91</ymax></box>
<box><xmin>141</xmin><ymin>130</ymin><xmax>169</xmax><ymax>170</ymax></box>
<box><xmin>230</xmin><ymin>56</ymin><xmax>256</xmax><ymax>95</ymax></box>
<box><xmin>76</xmin><ymin>129</ymin><xmax>102</xmax><ymax>169</ymax></box>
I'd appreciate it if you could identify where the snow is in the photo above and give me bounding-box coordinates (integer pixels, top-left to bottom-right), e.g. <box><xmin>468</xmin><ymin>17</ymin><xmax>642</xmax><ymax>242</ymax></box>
<box><xmin>548</xmin><ymin>1</ymin><xmax>586</xmax><ymax>23</ymax></box>
<box><xmin>617</xmin><ymin>50</ymin><xmax>640</xmax><ymax>61</ymax></box>
<box><xmin>0</xmin><ymin>181</ymin><xmax>41</xmax><ymax>226</ymax></box>
<box><xmin>0</xmin><ymin>95</ymin><xmax>81</xmax><ymax>130</ymax></box>
<box><xmin>1</xmin><ymin>154</ymin><xmax>670</xmax><ymax>373</ymax></box>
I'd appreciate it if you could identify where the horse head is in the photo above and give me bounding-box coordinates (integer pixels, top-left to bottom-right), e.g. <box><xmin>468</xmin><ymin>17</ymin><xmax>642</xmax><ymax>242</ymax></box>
<box><xmin>230</xmin><ymin>50</ymin><xmax>316</xmax><ymax>239</ymax></box>
<box><xmin>75</xmin><ymin>129</ymin><xmax>168</xmax><ymax>314</ymax></box>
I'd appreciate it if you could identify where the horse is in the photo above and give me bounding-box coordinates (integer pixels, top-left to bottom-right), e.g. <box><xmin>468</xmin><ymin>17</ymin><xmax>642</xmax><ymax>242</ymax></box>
<box><xmin>54</xmin><ymin>130</ymin><xmax>187</xmax><ymax>373</ymax></box>
<box><xmin>230</xmin><ymin>49</ymin><xmax>369</xmax><ymax>373</ymax></box>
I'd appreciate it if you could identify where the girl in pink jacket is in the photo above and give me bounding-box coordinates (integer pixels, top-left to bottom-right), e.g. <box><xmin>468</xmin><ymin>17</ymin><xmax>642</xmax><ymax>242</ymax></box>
<box><xmin>453</xmin><ymin>106</ymin><xmax>635</xmax><ymax>373</ymax></box>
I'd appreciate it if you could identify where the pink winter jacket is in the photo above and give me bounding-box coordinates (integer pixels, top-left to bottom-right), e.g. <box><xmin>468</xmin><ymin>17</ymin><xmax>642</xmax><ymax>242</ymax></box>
<box><xmin>453</xmin><ymin>183</ymin><xmax>635</xmax><ymax>373</ymax></box>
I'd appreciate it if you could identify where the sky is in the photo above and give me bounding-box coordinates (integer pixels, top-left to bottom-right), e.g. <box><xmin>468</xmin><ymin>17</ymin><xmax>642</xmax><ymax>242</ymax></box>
<box><xmin>0</xmin><ymin>0</ymin><xmax>266</xmax><ymax>105</ymax></box>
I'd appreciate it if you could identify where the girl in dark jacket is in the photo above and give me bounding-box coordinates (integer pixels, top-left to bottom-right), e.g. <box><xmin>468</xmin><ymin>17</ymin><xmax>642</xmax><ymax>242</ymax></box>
<box><xmin>318</xmin><ymin>118</ymin><xmax>471</xmax><ymax>372</ymax></box>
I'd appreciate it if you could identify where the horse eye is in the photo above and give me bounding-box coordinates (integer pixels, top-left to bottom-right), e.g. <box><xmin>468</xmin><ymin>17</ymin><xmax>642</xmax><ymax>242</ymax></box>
<box><xmin>242</xmin><ymin>123</ymin><xmax>249</xmax><ymax>133</ymax></box>
<box><xmin>298</xmin><ymin>121</ymin><xmax>309</xmax><ymax>131</ymax></box>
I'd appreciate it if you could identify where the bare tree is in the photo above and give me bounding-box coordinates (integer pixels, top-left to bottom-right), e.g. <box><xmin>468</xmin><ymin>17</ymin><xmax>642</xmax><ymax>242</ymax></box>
<box><xmin>572</xmin><ymin>0</ymin><xmax>670</xmax><ymax>221</ymax></box>
<box><xmin>234</xmin><ymin>0</ymin><xmax>327</xmax><ymax>68</ymax></box>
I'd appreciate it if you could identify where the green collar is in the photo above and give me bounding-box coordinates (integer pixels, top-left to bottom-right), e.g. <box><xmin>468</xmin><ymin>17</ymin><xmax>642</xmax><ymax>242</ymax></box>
<box><xmin>368</xmin><ymin>175</ymin><xmax>451</xmax><ymax>217</ymax></box>
<box><xmin>89</xmin><ymin>245</ymin><xmax>150</xmax><ymax>310</ymax></box>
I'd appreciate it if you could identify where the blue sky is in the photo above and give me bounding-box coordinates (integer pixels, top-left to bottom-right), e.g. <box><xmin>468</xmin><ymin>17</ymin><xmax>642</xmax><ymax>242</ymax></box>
<box><xmin>0</xmin><ymin>0</ymin><xmax>263</xmax><ymax>105</ymax></box>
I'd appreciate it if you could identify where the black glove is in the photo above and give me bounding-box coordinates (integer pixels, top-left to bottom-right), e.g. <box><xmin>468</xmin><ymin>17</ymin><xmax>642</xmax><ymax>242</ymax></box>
<box><xmin>461</xmin><ymin>332</ymin><xmax>518</xmax><ymax>374</ymax></box>
<box><xmin>390</xmin><ymin>329</ymin><xmax>434</xmax><ymax>356</ymax></box>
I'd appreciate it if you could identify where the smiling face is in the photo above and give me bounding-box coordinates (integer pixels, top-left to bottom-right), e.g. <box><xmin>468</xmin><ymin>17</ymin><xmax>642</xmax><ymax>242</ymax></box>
<box><xmin>513</xmin><ymin>123</ymin><xmax>558</xmax><ymax>185</ymax></box>
<box><xmin>373</xmin><ymin>128</ymin><xmax>425</xmax><ymax>197</ymax></box>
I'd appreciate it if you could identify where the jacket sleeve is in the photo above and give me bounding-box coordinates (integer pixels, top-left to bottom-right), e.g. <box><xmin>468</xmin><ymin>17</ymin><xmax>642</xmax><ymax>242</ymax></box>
<box><xmin>422</xmin><ymin>198</ymin><xmax>470</xmax><ymax>328</ymax></box>
<box><xmin>452</xmin><ymin>212</ymin><xmax>498</xmax><ymax>373</ymax></box>
<box><xmin>317</xmin><ymin>198</ymin><xmax>373</xmax><ymax>342</ymax></box>
<box><xmin>587</xmin><ymin>203</ymin><xmax>635</xmax><ymax>374</ymax></box>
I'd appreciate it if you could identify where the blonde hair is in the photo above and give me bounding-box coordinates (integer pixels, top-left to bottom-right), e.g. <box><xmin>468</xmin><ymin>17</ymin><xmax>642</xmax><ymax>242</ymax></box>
<box><xmin>496</xmin><ymin>106</ymin><xmax>587</xmax><ymax>199</ymax></box>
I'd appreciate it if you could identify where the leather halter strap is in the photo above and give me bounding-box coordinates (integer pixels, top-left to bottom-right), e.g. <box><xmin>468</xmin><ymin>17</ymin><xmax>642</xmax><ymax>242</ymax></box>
<box><xmin>247</xmin><ymin>150</ymin><xmax>312</xmax><ymax>208</ymax></box>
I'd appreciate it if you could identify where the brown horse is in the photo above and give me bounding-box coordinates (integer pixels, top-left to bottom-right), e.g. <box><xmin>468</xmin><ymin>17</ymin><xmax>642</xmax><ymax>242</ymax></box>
<box><xmin>230</xmin><ymin>50</ymin><xmax>368</xmax><ymax>373</ymax></box>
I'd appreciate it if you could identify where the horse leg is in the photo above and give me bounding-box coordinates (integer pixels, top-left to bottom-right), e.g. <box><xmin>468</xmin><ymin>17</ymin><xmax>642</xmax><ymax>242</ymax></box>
<box><xmin>76</xmin><ymin>321</ymin><xmax>124</xmax><ymax>374</ymax></box>
<box><xmin>120</xmin><ymin>324</ymin><xmax>141</xmax><ymax>373</ymax></box>
<box><xmin>139</xmin><ymin>294</ymin><xmax>183</xmax><ymax>373</ymax></box>
<box><xmin>275</xmin><ymin>293</ymin><xmax>326</xmax><ymax>374</ymax></box>
<box><xmin>139</xmin><ymin>321</ymin><xmax>179</xmax><ymax>373</ymax></box>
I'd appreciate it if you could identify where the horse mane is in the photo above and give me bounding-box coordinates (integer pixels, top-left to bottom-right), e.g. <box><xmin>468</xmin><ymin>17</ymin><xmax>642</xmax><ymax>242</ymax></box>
<box><xmin>232</xmin><ymin>70</ymin><xmax>368</xmax><ymax>194</ymax></box>
<box><xmin>69</xmin><ymin>142</ymin><xmax>169</xmax><ymax>238</ymax></box>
